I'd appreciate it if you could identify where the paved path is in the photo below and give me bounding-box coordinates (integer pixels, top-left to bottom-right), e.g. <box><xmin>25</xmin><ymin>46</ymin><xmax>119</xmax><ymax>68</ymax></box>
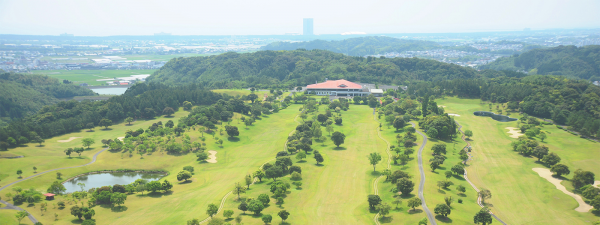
<box><xmin>410</xmin><ymin>122</ymin><xmax>437</xmax><ymax>225</ymax></box>
<box><xmin>372</xmin><ymin>110</ymin><xmax>392</xmax><ymax>225</ymax></box>
<box><xmin>456</xmin><ymin>121</ymin><xmax>507</xmax><ymax>225</ymax></box>
<box><xmin>0</xmin><ymin>146</ymin><xmax>110</xmax><ymax>224</ymax></box>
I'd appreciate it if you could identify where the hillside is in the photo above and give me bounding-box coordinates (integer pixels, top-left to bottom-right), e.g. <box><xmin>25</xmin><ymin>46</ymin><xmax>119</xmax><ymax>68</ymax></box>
<box><xmin>148</xmin><ymin>49</ymin><xmax>478</xmax><ymax>88</ymax></box>
<box><xmin>0</xmin><ymin>72</ymin><xmax>96</xmax><ymax>125</ymax></box>
<box><xmin>261</xmin><ymin>36</ymin><xmax>441</xmax><ymax>56</ymax></box>
<box><xmin>480</xmin><ymin>45</ymin><xmax>600</xmax><ymax>80</ymax></box>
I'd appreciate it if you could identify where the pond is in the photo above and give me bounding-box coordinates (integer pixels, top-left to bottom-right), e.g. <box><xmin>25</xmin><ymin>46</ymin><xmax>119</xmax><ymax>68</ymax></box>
<box><xmin>63</xmin><ymin>172</ymin><xmax>165</xmax><ymax>193</ymax></box>
<box><xmin>90</xmin><ymin>87</ymin><xmax>128</xmax><ymax>95</ymax></box>
<box><xmin>473</xmin><ymin>111</ymin><xmax>518</xmax><ymax>122</ymax></box>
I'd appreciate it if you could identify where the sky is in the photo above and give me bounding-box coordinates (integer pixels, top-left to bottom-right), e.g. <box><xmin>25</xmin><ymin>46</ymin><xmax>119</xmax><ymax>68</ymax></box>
<box><xmin>0</xmin><ymin>0</ymin><xmax>599</xmax><ymax>36</ymax></box>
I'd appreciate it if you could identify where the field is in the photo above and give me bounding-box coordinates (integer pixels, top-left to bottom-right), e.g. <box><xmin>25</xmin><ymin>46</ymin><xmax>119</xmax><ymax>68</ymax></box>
<box><xmin>437</xmin><ymin>97</ymin><xmax>600</xmax><ymax>225</ymax></box>
<box><xmin>29</xmin><ymin>69</ymin><xmax>157</xmax><ymax>86</ymax></box>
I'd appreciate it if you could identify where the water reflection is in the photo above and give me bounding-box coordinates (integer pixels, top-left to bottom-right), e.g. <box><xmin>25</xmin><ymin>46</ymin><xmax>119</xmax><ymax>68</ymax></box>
<box><xmin>473</xmin><ymin>111</ymin><xmax>518</xmax><ymax>122</ymax></box>
<box><xmin>63</xmin><ymin>172</ymin><xmax>164</xmax><ymax>193</ymax></box>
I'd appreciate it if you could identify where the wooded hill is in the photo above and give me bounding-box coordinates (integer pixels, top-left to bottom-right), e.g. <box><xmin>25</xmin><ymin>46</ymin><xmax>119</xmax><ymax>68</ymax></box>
<box><xmin>148</xmin><ymin>49</ymin><xmax>478</xmax><ymax>88</ymax></box>
<box><xmin>0</xmin><ymin>72</ymin><xmax>96</xmax><ymax>125</ymax></box>
<box><xmin>480</xmin><ymin>45</ymin><xmax>600</xmax><ymax>81</ymax></box>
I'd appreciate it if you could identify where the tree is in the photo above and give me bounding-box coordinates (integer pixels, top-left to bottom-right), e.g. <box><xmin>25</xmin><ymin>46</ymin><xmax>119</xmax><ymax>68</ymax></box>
<box><xmin>48</xmin><ymin>181</ymin><xmax>66</xmax><ymax>194</ymax></box>
<box><xmin>473</xmin><ymin>208</ymin><xmax>493</xmax><ymax>225</ymax></box>
<box><xmin>393</xmin><ymin>117</ymin><xmax>405</xmax><ymax>131</ymax></box>
<box><xmin>82</xmin><ymin>138</ymin><xmax>95</xmax><ymax>149</ymax></box>
<box><xmin>15</xmin><ymin>210</ymin><xmax>29</xmax><ymax>224</ymax></box>
<box><xmin>16</xmin><ymin>169</ymin><xmax>23</xmax><ymax>178</ymax></box>
<box><xmin>434</xmin><ymin>203</ymin><xmax>451</xmax><ymax>217</ymax></box>
<box><xmin>225</xmin><ymin>125</ymin><xmax>239</xmax><ymax>137</ymax></box>
<box><xmin>456</xmin><ymin>185</ymin><xmax>466</xmax><ymax>194</ymax></box>
<box><xmin>265</xmin><ymin>166</ymin><xmax>283</xmax><ymax>181</ymax></box>
<box><xmin>377</xmin><ymin>202</ymin><xmax>391</xmax><ymax>218</ymax></box>
<box><xmin>397</xmin><ymin>178</ymin><xmax>415</xmax><ymax>196</ymax></box>
<box><xmin>541</xmin><ymin>152</ymin><xmax>561</xmax><ymax>166</ymax></box>
<box><xmin>314</xmin><ymin>152</ymin><xmax>324</xmax><ymax>165</ymax></box>
<box><xmin>399</xmin><ymin>154</ymin><xmax>409</xmax><ymax>165</ymax></box>
<box><xmin>422</xmin><ymin>95</ymin><xmax>429</xmax><ymax>117</ymax></box>
<box><xmin>253</xmin><ymin>170</ymin><xmax>265</xmax><ymax>182</ymax></box>
<box><xmin>33</xmin><ymin>135</ymin><xmax>44</xmax><ymax>146</ymax></box>
<box><xmin>206</xmin><ymin>203</ymin><xmax>219</xmax><ymax>217</ymax></box>
<box><xmin>445</xmin><ymin>171</ymin><xmax>453</xmax><ymax>180</ymax></box>
<box><xmin>430</xmin><ymin>161</ymin><xmax>441</xmax><ymax>172</ymax></box>
<box><xmin>295</xmin><ymin>151</ymin><xmax>307</xmax><ymax>161</ymax></box>
<box><xmin>238</xmin><ymin>201</ymin><xmax>248</xmax><ymax>214</ymax></box>
<box><xmin>187</xmin><ymin>219</ymin><xmax>200</xmax><ymax>225</ymax></box>
<box><xmin>419</xmin><ymin>218</ymin><xmax>428</xmax><ymax>225</ymax></box>
<box><xmin>451</xmin><ymin>164</ymin><xmax>464</xmax><ymax>176</ymax></box>
<box><xmin>368</xmin><ymin>195</ymin><xmax>382</xmax><ymax>210</ymax></box>
<box><xmin>261</xmin><ymin>214</ymin><xmax>273</xmax><ymax>224</ymax></box>
<box><xmin>392</xmin><ymin>196</ymin><xmax>402</xmax><ymax>209</ymax></box>
<box><xmin>183</xmin><ymin>101</ymin><xmax>193</xmax><ymax>110</ymax></box>
<box><xmin>407</xmin><ymin>197</ymin><xmax>421</xmax><ymax>211</ymax></box>
<box><xmin>56</xmin><ymin>172</ymin><xmax>63</xmax><ymax>179</ymax></box>
<box><xmin>532</xmin><ymin>145</ymin><xmax>549</xmax><ymax>161</ymax></box>
<box><xmin>248</xmin><ymin>199</ymin><xmax>265</xmax><ymax>215</ymax></box>
<box><xmin>432</xmin><ymin>143</ymin><xmax>447</xmax><ymax>155</ymax></box>
<box><xmin>33</xmin><ymin>166</ymin><xmax>37</xmax><ymax>173</ymax></box>
<box><xmin>196</xmin><ymin>152</ymin><xmax>209</xmax><ymax>161</ymax></box>
<box><xmin>464</xmin><ymin>130</ymin><xmax>473</xmax><ymax>139</ymax></box>
<box><xmin>572</xmin><ymin>169</ymin><xmax>595</xmax><ymax>189</ymax></box>
<box><xmin>326</xmin><ymin>125</ymin><xmax>334</xmax><ymax>136</ymax></box>
<box><xmin>64</xmin><ymin>148</ymin><xmax>74</xmax><ymax>158</ymax></box>
<box><xmin>223</xmin><ymin>210</ymin><xmax>234</xmax><ymax>219</ymax></box>
<box><xmin>426</xmin><ymin>127</ymin><xmax>438</xmax><ymax>138</ymax></box>
<box><xmin>368</xmin><ymin>152</ymin><xmax>382</xmax><ymax>171</ymax></box>
<box><xmin>539</xmin><ymin>132</ymin><xmax>547</xmax><ymax>142</ymax></box>
<box><xmin>317</xmin><ymin>114</ymin><xmax>328</xmax><ymax>125</ymax></box>
<box><xmin>99</xmin><ymin>118</ymin><xmax>112</xmax><ymax>129</ymax></box>
<box><xmin>111</xmin><ymin>192</ymin><xmax>127</xmax><ymax>206</ymax></box>
<box><xmin>177</xmin><ymin>170</ymin><xmax>192</xmax><ymax>182</ymax></box>
<box><xmin>479</xmin><ymin>189</ymin><xmax>492</xmax><ymax>204</ymax></box>
<box><xmin>183</xmin><ymin>166</ymin><xmax>194</xmax><ymax>173</ymax></box>
<box><xmin>162</xmin><ymin>180</ymin><xmax>173</xmax><ymax>192</ymax></box>
<box><xmin>278</xmin><ymin>210</ymin><xmax>290</xmax><ymax>221</ymax></box>
<box><xmin>331</xmin><ymin>131</ymin><xmax>346</xmax><ymax>147</ymax></box>
<box><xmin>146</xmin><ymin>181</ymin><xmax>162</xmax><ymax>193</ymax></box>
<box><xmin>233</xmin><ymin>182</ymin><xmax>247</xmax><ymax>199</ymax></box>
<box><xmin>163</xmin><ymin>107</ymin><xmax>175</xmax><ymax>116</ymax></box>
<box><xmin>124</xmin><ymin>117</ymin><xmax>134</xmax><ymax>125</ymax></box>
<box><xmin>444</xmin><ymin>196</ymin><xmax>454</xmax><ymax>206</ymax></box>
<box><xmin>248</xmin><ymin>93</ymin><xmax>258</xmax><ymax>103</ymax></box>
<box><xmin>550</xmin><ymin>164</ymin><xmax>570</xmax><ymax>176</ymax></box>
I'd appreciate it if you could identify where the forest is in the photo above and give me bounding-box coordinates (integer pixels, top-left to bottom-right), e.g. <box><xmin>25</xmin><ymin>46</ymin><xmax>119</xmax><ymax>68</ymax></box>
<box><xmin>148</xmin><ymin>49</ymin><xmax>478</xmax><ymax>88</ymax></box>
<box><xmin>480</xmin><ymin>45</ymin><xmax>600</xmax><ymax>81</ymax></box>
<box><xmin>0</xmin><ymin>72</ymin><xmax>96</xmax><ymax>125</ymax></box>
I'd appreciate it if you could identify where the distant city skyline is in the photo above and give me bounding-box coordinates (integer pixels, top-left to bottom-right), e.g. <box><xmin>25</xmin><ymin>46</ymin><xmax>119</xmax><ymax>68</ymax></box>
<box><xmin>0</xmin><ymin>0</ymin><xmax>599</xmax><ymax>36</ymax></box>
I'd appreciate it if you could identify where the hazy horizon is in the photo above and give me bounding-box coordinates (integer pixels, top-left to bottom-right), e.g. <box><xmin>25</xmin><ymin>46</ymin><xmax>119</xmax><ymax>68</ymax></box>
<box><xmin>1</xmin><ymin>0</ymin><xmax>599</xmax><ymax>36</ymax></box>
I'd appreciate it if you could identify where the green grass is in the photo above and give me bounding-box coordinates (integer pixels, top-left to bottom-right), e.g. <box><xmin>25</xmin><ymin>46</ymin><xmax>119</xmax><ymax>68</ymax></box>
<box><xmin>437</xmin><ymin>97</ymin><xmax>600</xmax><ymax>225</ymax></box>
<box><xmin>0</xmin><ymin>209</ymin><xmax>34</xmax><ymax>225</ymax></box>
<box><xmin>29</xmin><ymin>69</ymin><xmax>157</xmax><ymax>86</ymax></box>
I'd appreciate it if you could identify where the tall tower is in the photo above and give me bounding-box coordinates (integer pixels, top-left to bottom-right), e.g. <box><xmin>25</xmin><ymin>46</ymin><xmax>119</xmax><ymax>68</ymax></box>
<box><xmin>303</xmin><ymin>18</ymin><xmax>314</xmax><ymax>35</ymax></box>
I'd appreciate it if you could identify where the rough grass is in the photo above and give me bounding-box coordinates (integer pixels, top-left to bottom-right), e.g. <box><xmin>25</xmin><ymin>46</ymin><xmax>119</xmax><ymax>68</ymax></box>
<box><xmin>437</xmin><ymin>97</ymin><xmax>600</xmax><ymax>225</ymax></box>
<box><xmin>0</xmin><ymin>209</ymin><xmax>34</xmax><ymax>225</ymax></box>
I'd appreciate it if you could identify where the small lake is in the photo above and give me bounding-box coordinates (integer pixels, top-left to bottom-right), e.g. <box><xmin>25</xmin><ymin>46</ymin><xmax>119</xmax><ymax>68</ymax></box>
<box><xmin>473</xmin><ymin>111</ymin><xmax>518</xmax><ymax>122</ymax></box>
<box><xmin>90</xmin><ymin>87</ymin><xmax>128</xmax><ymax>95</ymax></box>
<box><xmin>63</xmin><ymin>172</ymin><xmax>164</xmax><ymax>193</ymax></box>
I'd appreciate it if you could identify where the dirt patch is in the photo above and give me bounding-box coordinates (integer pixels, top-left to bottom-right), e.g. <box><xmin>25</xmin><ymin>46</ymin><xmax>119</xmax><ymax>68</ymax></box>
<box><xmin>207</xmin><ymin>150</ymin><xmax>217</xmax><ymax>163</ymax></box>
<box><xmin>505</xmin><ymin>127</ymin><xmax>524</xmax><ymax>139</ymax></box>
<box><xmin>57</xmin><ymin>137</ymin><xmax>82</xmax><ymax>143</ymax></box>
<box><xmin>447</xmin><ymin>113</ymin><xmax>460</xmax><ymax>117</ymax></box>
<box><xmin>532</xmin><ymin>168</ymin><xmax>592</xmax><ymax>212</ymax></box>
<box><xmin>438</xmin><ymin>105</ymin><xmax>447</xmax><ymax>108</ymax></box>
<box><xmin>594</xmin><ymin>181</ymin><xmax>600</xmax><ymax>188</ymax></box>
<box><xmin>117</xmin><ymin>137</ymin><xmax>125</xmax><ymax>141</ymax></box>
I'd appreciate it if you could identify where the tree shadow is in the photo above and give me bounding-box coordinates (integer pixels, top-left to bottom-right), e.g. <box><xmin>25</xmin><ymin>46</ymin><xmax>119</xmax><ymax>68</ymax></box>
<box><xmin>437</xmin><ymin>189</ymin><xmax>446</xmax><ymax>194</ymax></box>
<box><xmin>400</xmin><ymin>194</ymin><xmax>416</xmax><ymax>199</ymax></box>
<box><xmin>452</xmin><ymin>175</ymin><xmax>466</xmax><ymax>181</ymax></box>
<box><xmin>228</xmin><ymin>137</ymin><xmax>240</xmax><ymax>142</ymax></box>
<box><xmin>179</xmin><ymin>180</ymin><xmax>193</xmax><ymax>184</ymax></box>
<box><xmin>111</xmin><ymin>205</ymin><xmax>128</xmax><ymax>212</ymax></box>
<box><xmin>379</xmin><ymin>216</ymin><xmax>393</xmax><ymax>223</ymax></box>
<box><xmin>370</xmin><ymin>171</ymin><xmax>381</xmax><ymax>176</ymax></box>
<box><xmin>435</xmin><ymin>215</ymin><xmax>452</xmax><ymax>223</ymax></box>
<box><xmin>315</xmin><ymin>164</ymin><xmax>324</xmax><ymax>167</ymax></box>
<box><xmin>457</xmin><ymin>193</ymin><xmax>467</xmax><ymax>197</ymax></box>
<box><xmin>408</xmin><ymin>209</ymin><xmax>423</xmax><ymax>214</ymax></box>
<box><xmin>70</xmin><ymin>219</ymin><xmax>84</xmax><ymax>224</ymax></box>
<box><xmin>86</xmin><ymin>130</ymin><xmax>95</xmax><ymax>132</ymax></box>
<box><xmin>333</xmin><ymin>147</ymin><xmax>346</xmax><ymax>151</ymax></box>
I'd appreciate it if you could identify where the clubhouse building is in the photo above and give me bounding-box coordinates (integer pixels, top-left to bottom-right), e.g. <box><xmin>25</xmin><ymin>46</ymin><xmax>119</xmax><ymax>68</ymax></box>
<box><xmin>306</xmin><ymin>79</ymin><xmax>383</xmax><ymax>97</ymax></box>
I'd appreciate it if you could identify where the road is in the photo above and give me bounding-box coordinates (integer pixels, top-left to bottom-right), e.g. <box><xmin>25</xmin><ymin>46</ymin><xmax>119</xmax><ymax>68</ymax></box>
<box><xmin>410</xmin><ymin>122</ymin><xmax>437</xmax><ymax>225</ymax></box>
<box><xmin>0</xmin><ymin>146</ymin><xmax>110</xmax><ymax>224</ymax></box>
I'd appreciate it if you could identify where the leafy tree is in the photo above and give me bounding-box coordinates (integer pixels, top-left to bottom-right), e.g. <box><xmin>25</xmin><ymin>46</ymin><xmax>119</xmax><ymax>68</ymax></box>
<box><xmin>262</xmin><ymin>214</ymin><xmax>273</xmax><ymax>223</ymax></box>
<box><xmin>539</xmin><ymin>132</ymin><xmax>547</xmax><ymax>142</ymax></box>
<box><xmin>33</xmin><ymin>166</ymin><xmax>37</xmax><ymax>173</ymax></box>
<box><xmin>426</xmin><ymin>127</ymin><xmax>438</xmax><ymax>138</ymax></box>
<box><xmin>233</xmin><ymin>182</ymin><xmax>247</xmax><ymax>199</ymax></box>
<box><xmin>368</xmin><ymin>152</ymin><xmax>382</xmax><ymax>171</ymax></box>
<box><xmin>399</xmin><ymin>154</ymin><xmax>410</xmax><ymax>165</ymax></box>
<box><xmin>82</xmin><ymin>138</ymin><xmax>95</xmax><ymax>149</ymax></box>
<box><xmin>326</xmin><ymin>125</ymin><xmax>334</xmax><ymax>136</ymax></box>
<box><xmin>111</xmin><ymin>192</ymin><xmax>127</xmax><ymax>206</ymax></box>
<box><xmin>397</xmin><ymin>178</ymin><xmax>415</xmax><ymax>196</ymax></box>
<box><xmin>265</xmin><ymin>166</ymin><xmax>283</xmax><ymax>181</ymax></box>
<box><xmin>377</xmin><ymin>202</ymin><xmax>392</xmax><ymax>218</ymax></box>
<box><xmin>183</xmin><ymin>166</ymin><xmax>194</xmax><ymax>173</ymax></box>
<box><xmin>125</xmin><ymin>117</ymin><xmax>134</xmax><ymax>125</ymax></box>
<box><xmin>445</xmin><ymin>171</ymin><xmax>453</xmax><ymax>180</ymax></box>
<box><xmin>253</xmin><ymin>170</ymin><xmax>265</xmax><ymax>182</ymax></box>
<box><xmin>162</xmin><ymin>180</ymin><xmax>173</xmax><ymax>192</ymax></box>
<box><xmin>392</xmin><ymin>196</ymin><xmax>402</xmax><ymax>209</ymax></box>
<box><xmin>331</xmin><ymin>131</ymin><xmax>346</xmax><ymax>147</ymax></box>
<box><xmin>572</xmin><ymin>169</ymin><xmax>595</xmax><ymax>189</ymax></box>
<box><xmin>196</xmin><ymin>152</ymin><xmax>209</xmax><ymax>161</ymax></box>
<box><xmin>582</xmin><ymin>186</ymin><xmax>600</xmax><ymax>200</ymax></box>
<box><xmin>99</xmin><ymin>118</ymin><xmax>112</xmax><ymax>129</ymax></box>
<box><xmin>248</xmin><ymin>199</ymin><xmax>265</xmax><ymax>215</ymax></box>
<box><xmin>278</xmin><ymin>210</ymin><xmax>290</xmax><ymax>221</ymax></box>
<box><xmin>47</xmin><ymin>181</ymin><xmax>66</xmax><ymax>194</ymax></box>
<box><xmin>73</xmin><ymin>147</ymin><xmax>84</xmax><ymax>157</ymax></box>
<box><xmin>15</xmin><ymin>210</ymin><xmax>29</xmax><ymax>223</ymax></box>
<box><xmin>163</xmin><ymin>107</ymin><xmax>175</xmax><ymax>116</ymax></box>
<box><xmin>56</xmin><ymin>172</ymin><xmax>62</xmax><ymax>179</ymax></box>
<box><xmin>419</xmin><ymin>218</ymin><xmax>428</xmax><ymax>225</ymax></box>
<box><xmin>434</xmin><ymin>203</ymin><xmax>451</xmax><ymax>217</ymax></box>
<box><xmin>456</xmin><ymin>185</ymin><xmax>466</xmax><ymax>194</ymax></box>
<box><xmin>393</xmin><ymin>117</ymin><xmax>405</xmax><ymax>131</ymax></box>
<box><xmin>451</xmin><ymin>164</ymin><xmax>464</xmax><ymax>176</ymax></box>
<box><xmin>430</xmin><ymin>161</ymin><xmax>441</xmax><ymax>172</ymax></box>
<box><xmin>64</xmin><ymin>148</ymin><xmax>74</xmax><ymax>158</ymax></box>
<box><xmin>225</xmin><ymin>125</ymin><xmax>239</xmax><ymax>137</ymax></box>
<box><xmin>183</xmin><ymin>101</ymin><xmax>193</xmax><ymax>110</ymax></box>
<box><xmin>187</xmin><ymin>219</ymin><xmax>200</xmax><ymax>225</ymax></box>
<box><xmin>146</xmin><ymin>181</ymin><xmax>162</xmax><ymax>193</ymax></box>
<box><xmin>532</xmin><ymin>145</ymin><xmax>549</xmax><ymax>161</ymax></box>
<box><xmin>206</xmin><ymin>203</ymin><xmax>219</xmax><ymax>217</ymax></box>
<box><xmin>444</xmin><ymin>196</ymin><xmax>454</xmax><ymax>206</ymax></box>
<box><xmin>473</xmin><ymin>208</ymin><xmax>493</xmax><ymax>225</ymax></box>
<box><xmin>314</xmin><ymin>152</ymin><xmax>324</xmax><ymax>165</ymax></box>
<box><xmin>177</xmin><ymin>170</ymin><xmax>192</xmax><ymax>182</ymax></box>
<box><xmin>223</xmin><ymin>209</ymin><xmax>234</xmax><ymax>219</ymax></box>
<box><xmin>238</xmin><ymin>201</ymin><xmax>248</xmax><ymax>214</ymax></box>
<box><xmin>479</xmin><ymin>189</ymin><xmax>492</xmax><ymax>204</ymax></box>
<box><xmin>368</xmin><ymin>195</ymin><xmax>382</xmax><ymax>210</ymax></box>
<box><xmin>317</xmin><ymin>114</ymin><xmax>328</xmax><ymax>125</ymax></box>
<box><xmin>464</xmin><ymin>130</ymin><xmax>473</xmax><ymax>139</ymax></box>
<box><xmin>432</xmin><ymin>143</ymin><xmax>447</xmax><ymax>155</ymax></box>
<box><xmin>295</xmin><ymin>151</ymin><xmax>307</xmax><ymax>161</ymax></box>
<box><xmin>245</xmin><ymin>175</ymin><xmax>253</xmax><ymax>188</ymax></box>
<box><xmin>541</xmin><ymin>152</ymin><xmax>561</xmax><ymax>166</ymax></box>
<box><xmin>407</xmin><ymin>197</ymin><xmax>421</xmax><ymax>211</ymax></box>
<box><xmin>16</xmin><ymin>169</ymin><xmax>23</xmax><ymax>178</ymax></box>
<box><xmin>550</xmin><ymin>164</ymin><xmax>570</xmax><ymax>176</ymax></box>
<box><xmin>258</xmin><ymin>193</ymin><xmax>271</xmax><ymax>205</ymax></box>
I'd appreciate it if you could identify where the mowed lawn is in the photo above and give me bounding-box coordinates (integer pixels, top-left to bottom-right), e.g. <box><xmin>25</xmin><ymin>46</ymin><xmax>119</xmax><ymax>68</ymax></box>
<box><xmin>29</xmin><ymin>69</ymin><xmax>157</xmax><ymax>86</ymax></box>
<box><xmin>0</xmin><ymin>209</ymin><xmax>34</xmax><ymax>225</ymax></box>
<box><xmin>438</xmin><ymin>97</ymin><xmax>600</xmax><ymax>225</ymax></box>
<box><xmin>2</xmin><ymin>105</ymin><xmax>301</xmax><ymax>225</ymax></box>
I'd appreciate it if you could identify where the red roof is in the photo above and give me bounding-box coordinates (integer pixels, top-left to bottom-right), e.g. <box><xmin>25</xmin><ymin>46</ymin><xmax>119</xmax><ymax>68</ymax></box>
<box><xmin>44</xmin><ymin>193</ymin><xmax>56</xmax><ymax>196</ymax></box>
<box><xmin>306</xmin><ymin>79</ymin><xmax>362</xmax><ymax>89</ymax></box>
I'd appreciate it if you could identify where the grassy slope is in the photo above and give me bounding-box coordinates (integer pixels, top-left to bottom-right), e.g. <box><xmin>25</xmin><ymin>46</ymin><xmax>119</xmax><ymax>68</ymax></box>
<box><xmin>29</xmin><ymin>69</ymin><xmax>157</xmax><ymax>85</ymax></box>
<box><xmin>1</xmin><ymin>105</ymin><xmax>301</xmax><ymax>225</ymax></box>
<box><xmin>438</xmin><ymin>97</ymin><xmax>600</xmax><ymax>225</ymax></box>
<box><xmin>0</xmin><ymin>209</ymin><xmax>34</xmax><ymax>225</ymax></box>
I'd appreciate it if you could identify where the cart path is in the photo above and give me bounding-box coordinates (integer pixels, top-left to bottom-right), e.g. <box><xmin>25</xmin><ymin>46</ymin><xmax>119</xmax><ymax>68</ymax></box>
<box><xmin>410</xmin><ymin>121</ymin><xmax>437</xmax><ymax>225</ymax></box>
<box><xmin>0</xmin><ymin>146</ymin><xmax>110</xmax><ymax>224</ymax></box>
<box><xmin>456</xmin><ymin>121</ymin><xmax>507</xmax><ymax>225</ymax></box>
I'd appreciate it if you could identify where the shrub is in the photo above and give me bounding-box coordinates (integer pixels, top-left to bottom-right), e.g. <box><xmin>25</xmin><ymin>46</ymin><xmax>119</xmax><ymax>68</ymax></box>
<box><xmin>458</xmin><ymin>199</ymin><xmax>463</xmax><ymax>203</ymax></box>
<box><xmin>291</xmin><ymin>172</ymin><xmax>302</xmax><ymax>180</ymax></box>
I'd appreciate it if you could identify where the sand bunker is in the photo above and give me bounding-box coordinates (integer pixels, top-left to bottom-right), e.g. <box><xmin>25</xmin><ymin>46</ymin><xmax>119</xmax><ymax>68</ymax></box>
<box><xmin>207</xmin><ymin>151</ymin><xmax>217</xmax><ymax>163</ymax></box>
<box><xmin>593</xmin><ymin>181</ymin><xmax>600</xmax><ymax>188</ymax></box>
<box><xmin>447</xmin><ymin>113</ymin><xmax>460</xmax><ymax>117</ymax></box>
<box><xmin>438</xmin><ymin>105</ymin><xmax>446</xmax><ymax>108</ymax></box>
<box><xmin>57</xmin><ymin>137</ymin><xmax>82</xmax><ymax>143</ymax></box>
<box><xmin>505</xmin><ymin>127</ymin><xmax>524</xmax><ymax>138</ymax></box>
<box><xmin>117</xmin><ymin>137</ymin><xmax>125</xmax><ymax>141</ymax></box>
<box><xmin>532</xmin><ymin>168</ymin><xmax>592</xmax><ymax>212</ymax></box>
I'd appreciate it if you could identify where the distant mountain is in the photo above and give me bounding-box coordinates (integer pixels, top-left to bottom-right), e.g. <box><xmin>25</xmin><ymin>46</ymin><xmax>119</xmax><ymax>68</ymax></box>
<box><xmin>480</xmin><ymin>45</ymin><xmax>600</xmax><ymax>80</ymax></box>
<box><xmin>0</xmin><ymin>72</ymin><xmax>96</xmax><ymax>125</ymax></box>
<box><xmin>148</xmin><ymin>49</ymin><xmax>478</xmax><ymax>88</ymax></box>
<box><xmin>261</xmin><ymin>36</ymin><xmax>442</xmax><ymax>56</ymax></box>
